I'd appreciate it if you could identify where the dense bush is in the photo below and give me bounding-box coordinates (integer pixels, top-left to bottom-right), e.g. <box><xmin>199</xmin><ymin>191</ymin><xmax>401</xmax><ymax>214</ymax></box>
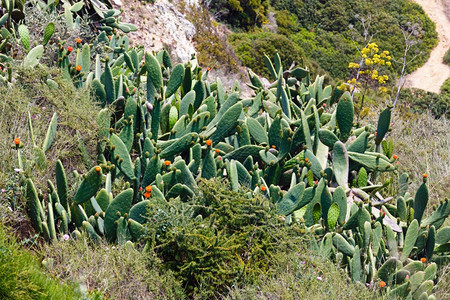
<box><xmin>205</xmin><ymin>0</ymin><xmax>270</xmax><ymax>29</ymax></box>
<box><xmin>291</xmin><ymin>28</ymin><xmax>356</xmax><ymax>79</ymax></box>
<box><xmin>145</xmin><ymin>179</ymin><xmax>307</xmax><ymax>298</ymax></box>
<box><xmin>229</xmin><ymin>31</ymin><xmax>304</xmax><ymax>78</ymax></box>
<box><xmin>399</xmin><ymin>86</ymin><xmax>449</xmax><ymax>119</ymax></box>
<box><xmin>186</xmin><ymin>4</ymin><xmax>240</xmax><ymax>72</ymax></box>
<box><xmin>444</xmin><ymin>47</ymin><xmax>450</xmax><ymax>65</ymax></box>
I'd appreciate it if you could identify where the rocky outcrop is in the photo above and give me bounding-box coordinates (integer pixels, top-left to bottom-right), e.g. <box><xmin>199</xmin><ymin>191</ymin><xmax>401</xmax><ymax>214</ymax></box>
<box><xmin>112</xmin><ymin>0</ymin><xmax>197</xmax><ymax>63</ymax></box>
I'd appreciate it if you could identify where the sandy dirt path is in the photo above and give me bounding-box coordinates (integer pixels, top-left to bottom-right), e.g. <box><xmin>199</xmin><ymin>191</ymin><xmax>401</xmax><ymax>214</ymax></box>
<box><xmin>404</xmin><ymin>0</ymin><xmax>450</xmax><ymax>93</ymax></box>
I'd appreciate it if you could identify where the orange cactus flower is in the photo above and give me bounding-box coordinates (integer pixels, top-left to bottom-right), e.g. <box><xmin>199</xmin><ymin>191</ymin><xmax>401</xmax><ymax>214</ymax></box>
<box><xmin>144</xmin><ymin>191</ymin><xmax>151</xmax><ymax>198</ymax></box>
<box><xmin>76</xmin><ymin>38</ymin><xmax>82</xmax><ymax>43</ymax></box>
<box><xmin>272</xmin><ymin>145</ymin><xmax>276</xmax><ymax>149</ymax></box>
<box><xmin>14</xmin><ymin>137</ymin><xmax>20</xmax><ymax>145</ymax></box>
<box><xmin>423</xmin><ymin>173</ymin><xmax>428</xmax><ymax>178</ymax></box>
<box><xmin>95</xmin><ymin>166</ymin><xmax>101</xmax><ymax>172</ymax></box>
<box><xmin>67</xmin><ymin>46</ymin><xmax>73</xmax><ymax>52</ymax></box>
<box><xmin>393</xmin><ymin>154</ymin><xmax>398</xmax><ymax>159</ymax></box>
<box><xmin>304</xmin><ymin>158</ymin><xmax>309</xmax><ymax>162</ymax></box>
<box><xmin>145</xmin><ymin>185</ymin><xmax>152</xmax><ymax>192</ymax></box>
<box><xmin>379</xmin><ymin>281</ymin><xmax>386</xmax><ymax>288</ymax></box>
<box><xmin>76</xmin><ymin>65</ymin><xmax>82</xmax><ymax>72</ymax></box>
<box><xmin>261</xmin><ymin>185</ymin><xmax>266</xmax><ymax>192</ymax></box>
<box><xmin>206</xmin><ymin>139</ymin><xmax>212</xmax><ymax>146</ymax></box>
<box><xmin>215</xmin><ymin>149</ymin><xmax>220</xmax><ymax>154</ymax></box>
<box><xmin>207</xmin><ymin>67</ymin><xmax>210</xmax><ymax>71</ymax></box>
<box><xmin>164</xmin><ymin>160</ymin><xmax>171</xmax><ymax>166</ymax></box>
<box><xmin>420</xmin><ymin>257</ymin><xmax>427</xmax><ymax>263</ymax></box>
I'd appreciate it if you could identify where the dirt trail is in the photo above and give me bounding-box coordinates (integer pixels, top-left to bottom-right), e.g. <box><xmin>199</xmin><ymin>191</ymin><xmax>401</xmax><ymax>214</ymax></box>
<box><xmin>404</xmin><ymin>0</ymin><xmax>450</xmax><ymax>93</ymax></box>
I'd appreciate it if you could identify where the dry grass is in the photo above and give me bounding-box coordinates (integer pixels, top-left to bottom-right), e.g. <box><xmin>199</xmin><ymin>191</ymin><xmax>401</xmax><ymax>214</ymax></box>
<box><xmin>39</xmin><ymin>236</ymin><xmax>185</xmax><ymax>299</ymax></box>
<box><xmin>225</xmin><ymin>249</ymin><xmax>380</xmax><ymax>300</ymax></box>
<box><xmin>0</xmin><ymin>66</ymin><xmax>101</xmax><ymax>240</ymax></box>
<box><xmin>386</xmin><ymin>110</ymin><xmax>449</xmax><ymax>205</ymax></box>
<box><xmin>0</xmin><ymin>66</ymin><xmax>100</xmax><ymax>203</ymax></box>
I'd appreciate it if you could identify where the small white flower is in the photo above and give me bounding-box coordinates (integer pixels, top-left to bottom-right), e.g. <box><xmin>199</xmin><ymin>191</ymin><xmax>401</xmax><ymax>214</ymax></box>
<box><xmin>63</xmin><ymin>234</ymin><xmax>70</xmax><ymax>240</ymax></box>
<box><xmin>1</xmin><ymin>189</ymin><xmax>5</xmax><ymax>193</ymax></box>
<box><xmin>316</xmin><ymin>276</ymin><xmax>323</xmax><ymax>281</ymax></box>
<box><xmin>14</xmin><ymin>168</ymin><xmax>23</xmax><ymax>173</ymax></box>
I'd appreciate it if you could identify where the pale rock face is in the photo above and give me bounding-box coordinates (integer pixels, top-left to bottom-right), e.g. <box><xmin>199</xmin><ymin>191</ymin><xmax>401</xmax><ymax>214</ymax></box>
<box><xmin>146</xmin><ymin>1</ymin><xmax>197</xmax><ymax>62</ymax></box>
<box><xmin>112</xmin><ymin>0</ymin><xmax>197</xmax><ymax>63</ymax></box>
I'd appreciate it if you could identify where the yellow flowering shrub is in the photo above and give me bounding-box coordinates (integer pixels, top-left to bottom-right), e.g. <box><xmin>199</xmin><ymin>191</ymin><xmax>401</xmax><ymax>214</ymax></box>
<box><xmin>343</xmin><ymin>42</ymin><xmax>391</xmax><ymax>94</ymax></box>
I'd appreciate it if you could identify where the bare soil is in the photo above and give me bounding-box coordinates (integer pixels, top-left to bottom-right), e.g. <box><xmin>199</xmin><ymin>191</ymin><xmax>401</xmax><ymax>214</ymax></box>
<box><xmin>404</xmin><ymin>0</ymin><xmax>450</xmax><ymax>93</ymax></box>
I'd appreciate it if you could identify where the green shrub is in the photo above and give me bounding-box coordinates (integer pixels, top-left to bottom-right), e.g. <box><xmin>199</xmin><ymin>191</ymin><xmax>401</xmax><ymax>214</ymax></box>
<box><xmin>207</xmin><ymin>0</ymin><xmax>270</xmax><ymax>29</ymax></box>
<box><xmin>229</xmin><ymin>31</ymin><xmax>304</xmax><ymax>78</ymax></box>
<box><xmin>444</xmin><ymin>48</ymin><xmax>450</xmax><ymax>65</ymax></box>
<box><xmin>441</xmin><ymin>77</ymin><xmax>450</xmax><ymax>94</ymax></box>
<box><xmin>274</xmin><ymin>9</ymin><xmax>300</xmax><ymax>36</ymax></box>
<box><xmin>145</xmin><ymin>179</ymin><xmax>307</xmax><ymax>298</ymax></box>
<box><xmin>291</xmin><ymin>28</ymin><xmax>356</xmax><ymax>80</ymax></box>
<box><xmin>399</xmin><ymin>88</ymin><xmax>449</xmax><ymax>119</ymax></box>
<box><xmin>186</xmin><ymin>4</ymin><xmax>240</xmax><ymax>72</ymax></box>
<box><xmin>0</xmin><ymin>224</ymin><xmax>81</xmax><ymax>299</ymax></box>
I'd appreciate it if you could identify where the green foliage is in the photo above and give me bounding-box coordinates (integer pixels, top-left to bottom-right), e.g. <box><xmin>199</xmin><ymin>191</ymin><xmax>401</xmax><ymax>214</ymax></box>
<box><xmin>225</xmin><ymin>243</ymin><xmax>378</xmax><ymax>299</ymax></box>
<box><xmin>145</xmin><ymin>179</ymin><xmax>303</xmax><ymax>298</ymax></box>
<box><xmin>207</xmin><ymin>0</ymin><xmax>270</xmax><ymax>29</ymax></box>
<box><xmin>270</xmin><ymin>0</ymin><xmax>437</xmax><ymax>79</ymax></box>
<box><xmin>291</xmin><ymin>28</ymin><xmax>356</xmax><ymax>80</ymax></box>
<box><xmin>229</xmin><ymin>31</ymin><xmax>304</xmax><ymax>78</ymax></box>
<box><xmin>399</xmin><ymin>87</ymin><xmax>449</xmax><ymax>119</ymax></box>
<box><xmin>0</xmin><ymin>224</ymin><xmax>81</xmax><ymax>299</ymax></box>
<box><xmin>187</xmin><ymin>4</ymin><xmax>240</xmax><ymax>71</ymax></box>
<box><xmin>444</xmin><ymin>47</ymin><xmax>450</xmax><ymax>65</ymax></box>
<box><xmin>274</xmin><ymin>9</ymin><xmax>300</xmax><ymax>36</ymax></box>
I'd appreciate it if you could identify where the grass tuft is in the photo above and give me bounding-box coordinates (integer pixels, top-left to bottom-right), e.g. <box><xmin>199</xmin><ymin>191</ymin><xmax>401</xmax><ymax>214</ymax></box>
<box><xmin>39</xmin><ymin>235</ymin><xmax>185</xmax><ymax>299</ymax></box>
<box><xmin>0</xmin><ymin>223</ymin><xmax>81</xmax><ymax>299</ymax></box>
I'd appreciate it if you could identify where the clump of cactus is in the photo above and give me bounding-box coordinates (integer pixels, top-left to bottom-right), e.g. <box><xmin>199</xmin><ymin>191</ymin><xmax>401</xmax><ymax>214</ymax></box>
<box><xmin>19</xmin><ymin>47</ymin><xmax>449</xmax><ymax>298</ymax></box>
